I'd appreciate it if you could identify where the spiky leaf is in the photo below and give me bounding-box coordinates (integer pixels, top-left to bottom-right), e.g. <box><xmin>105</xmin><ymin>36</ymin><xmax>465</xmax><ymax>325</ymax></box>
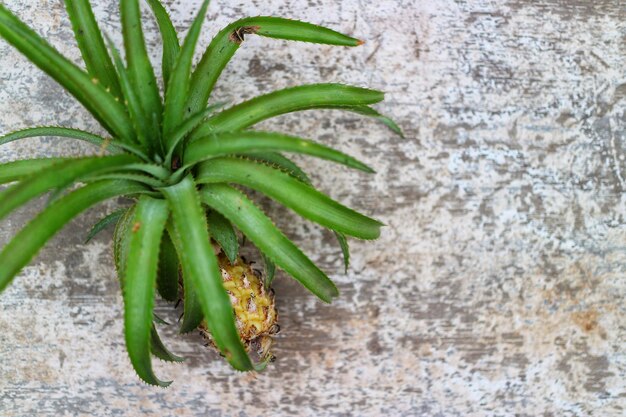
<box><xmin>247</xmin><ymin>152</ymin><xmax>311</xmax><ymax>183</ymax></box>
<box><xmin>157</xmin><ymin>232</ymin><xmax>179</xmax><ymax>302</ymax></box>
<box><xmin>262</xmin><ymin>253</ymin><xmax>276</xmax><ymax>290</ymax></box>
<box><xmin>113</xmin><ymin>204</ymin><xmax>136</xmax><ymax>288</ymax></box>
<box><xmin>0</xmin><ymin>127</ymin><xmax>145</xmax><ymax>156</ymax></box>
<box><xmin>184</xmin><ymin>131</ymin><xmax>374</xmax><ymax>173</ymax></box>
<box><xmin>191</xmin><ymin>84</ymin><xmax>384</xmax><ymax>140</ymax></box>
<box><xmin>163</xmin><ymin>0</ymin><xmax>210</xmax><ymax>138</ymax></box>
<box><xmin>64</xmin><ymin>0</ymin><xmax>122</xmax><ymax>98</ymax></box>
<box><xmin>207</xmin><ymin>210</ymin><xmax>239</xmax><ymax>264</ymax></box>
<box><xmin>0</xmin><ymin>158</ymin><xmax>64</xmax><ymax>185</ymax></box>
<box><xmin>0</xmin><ymin>5</ymin><xmax>134</xmax><ymax>141</ymax></box>
<box><xmin>120</xmin><ymin>0</ymin><xmax>162</xmax><ymax>147</ymax></box>
<box><xmin>0</xmin><ymin>180</ymin><xmax>146</xmax><ymax>292</ymax></box>
<box><xmin>150</xmin><ymin>324</ymin><xmax>184</xmax><ymax>362</ymax></box>
<box><xmin>145</xmin><ymin>0</ymin><xmax>180</xmax><ymax>89</ymax></box>
<box><xmin>0</xmin><ymin>155</ymin><xmax>138</xmax><ymax>221</ymax></box>
<box><xmin>187</xmin><ymin>17</ymin><xmax>362</xmax><ymax>114</ymax></box>
<box><xmin>85</xmin><ymin>208</ymin><xmax>128</xmax><ymax>243</ymax></box>
<box><xmin>200</xmin><ymin>184</ymin><xmax>339</xmax><ymax>302</ymax></box>
<box><xmin>197</xmin><ymin>157</ymin><xmax>382</xmax><ymax>239</ymax></box>
<box><xmin>123</xmin><ymin>196</ymin><xmax>170</xmax><ymax>386</ymax></box>
<box><xmin>165</xmin><ymin>221</ymin><xmax>204</xmax><ymax>333</ymax></box>
<box><xmin>162</xmin><ymin>176</ymin><xmax>254</xmax><ymax>370</ymax></box>
<box><xmin>334</xmin><ymin>232</ymin><xmax>350</xmax><ymax>273</ymax></box>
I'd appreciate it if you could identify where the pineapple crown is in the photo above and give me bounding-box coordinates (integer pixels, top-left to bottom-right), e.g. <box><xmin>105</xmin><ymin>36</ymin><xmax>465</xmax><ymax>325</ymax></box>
<box><xmin>0</xmin><ymin>0</ymin><xmax>401</xmax><ymax>386</ymax></box>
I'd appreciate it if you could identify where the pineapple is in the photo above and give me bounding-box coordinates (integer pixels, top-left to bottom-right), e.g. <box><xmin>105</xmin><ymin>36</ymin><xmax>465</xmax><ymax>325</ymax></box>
<box><xmin>200</xmin><ymin>251</ymin><xmax>279</xmax><ymax>362</ymax></box>
<box><xmin>0</xmin><ymin>0</ymin><xmax>401</xmax><ymax>386</ymax></box>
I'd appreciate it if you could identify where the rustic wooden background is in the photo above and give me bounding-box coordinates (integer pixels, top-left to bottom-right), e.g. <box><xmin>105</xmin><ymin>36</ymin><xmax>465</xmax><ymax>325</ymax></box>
<box><xmin>0</xmin><ymin>0</ymin><xmax>625</xmax><ymax>416</ymax></box>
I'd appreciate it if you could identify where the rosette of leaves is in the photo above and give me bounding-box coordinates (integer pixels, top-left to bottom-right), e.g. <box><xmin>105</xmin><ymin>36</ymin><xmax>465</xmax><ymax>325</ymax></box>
<box><xmin>0</xmin><ymin>0</ymin><xmax>401</xmax><ymax>386</ymax></box>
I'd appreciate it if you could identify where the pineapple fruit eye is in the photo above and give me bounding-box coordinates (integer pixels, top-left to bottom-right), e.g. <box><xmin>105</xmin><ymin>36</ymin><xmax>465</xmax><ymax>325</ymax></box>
<box><xmin>0</xmin><ymin>0</ymin><xmax>401</xmax><ymax>386</ymax></box>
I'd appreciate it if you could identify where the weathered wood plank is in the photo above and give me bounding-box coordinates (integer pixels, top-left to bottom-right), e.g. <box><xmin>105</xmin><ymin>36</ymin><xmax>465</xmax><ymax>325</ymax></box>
<box><xmin>0</xmin><ymin>0</ymin><xmax>624</xmax><ymax>416</ymax></box>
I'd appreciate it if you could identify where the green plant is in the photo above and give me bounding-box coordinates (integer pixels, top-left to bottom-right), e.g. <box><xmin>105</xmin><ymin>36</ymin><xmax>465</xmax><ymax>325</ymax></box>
<box><xmin>0</xmin><ymin>0</ymin><xmax>400</xmax><ymax>386</ymax></box>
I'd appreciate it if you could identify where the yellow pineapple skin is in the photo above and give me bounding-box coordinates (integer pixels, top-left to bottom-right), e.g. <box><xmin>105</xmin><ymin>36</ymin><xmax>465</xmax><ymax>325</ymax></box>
<box><xmin>199</xmin><ymin>252</ymin><xmax>279</xmax><ymax>361</ymax></box>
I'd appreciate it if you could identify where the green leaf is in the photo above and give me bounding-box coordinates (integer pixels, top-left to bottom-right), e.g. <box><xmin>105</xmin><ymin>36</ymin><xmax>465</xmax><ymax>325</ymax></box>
<box><xmin>85</xmin><ymin>172</ymin><xmax>165</xmax><ymax>189</ymax></box>
<box><xmin>0</xmin><ymin>180</ymin><xmax>146</xmax><ymax>293</ymax></box>
<box><xmin>145</xmin><ymin>0</ymin><xmax>180</xmax><ymax>90</ymax></box>
<box><xmin>197</xmin><ymin>157</ymin><xmax>382</xmax><ymax>240</ymax></box>
<box><xmin>120</xmin><ymin>0</ymin><xmax>162</xmax><ymax>148</ymax></box>
<box><xmin>206</xmin><ymin>210</ymin><xmax>238</xmax><ymax>264</ymax></box>
<box><xmin>153</xmin><ymin>313</ymin><xmax>170</xmax><ymax>325</ymax></box>
<box><xmin>114</xmin><ymin>208</ymin><xmax>180</xmax><ymax>337</ymax></box>
<box><xmin>0</xmin><ymin>127</ymin><xmax>149</xmax><ymax>157</ymax></box>
<box><xmin>162</xmin><ymin>176</ymin><xmax>253</xmax><ymax>371</ymax></box>
<box><xmin>150</xmin><ymin>324</ymin><xmax>184</xmax><ymax>362</ymax></box>
<box><xmin>341</xmin><ymin>105</ymin><xmax>404</xmax><ymax>137</ymax></box>
<box><xmin>187</xmin><ymin>17</ymin><xmax>363</xmax><ymax>115</ymax></box>
<box><xmin>334</xmin><ymin>232</ymin><xmax>350</xmax><ymax>273</ymax></box>
<box><xmin>184</xmin><ymin>131</ymin><xmax>374</xmax><ymax>173</ymax></box>
<box><xmin>262</xmin><ymin>252</ymin><xmax>276</xmax><ymax>290</ymax></box>
<box><xmin>0</xmin><ymin>5</ymin><xmax>134</xmax><ymax>141</ymax></box>
<box><xmin>157</xmin><ymin>231</ymin><xmax>179</xmax><ymax>302</ymax></box>
<box><xmin>105</xmin><ymin>35</ymin><xmax>150</xmax><ymax>151</ymax></box>
<box><xmin>64</xmin><ymin>0</ymin><xmax>122</xmax><ymax>99</ymax></box>
<box><xmin>0</xmin><ymin>158</ymin><xmax>64</xmax><ymax>185</ymax></box>
<box><xmin>166</xmin><ymin>221</ymin><xmax>204</xmax><ymax>333</ymax></box>
<box><xmin>119</xmin><ymin>163</ymin><xmax>171</xmax><ymax>180</ymax></box>
<box><xmin>247</xmin><ymin>152</ymin><xmax>311</xmax><ymax>183</ymax></box>
<box><xmin>113</xmin><ymin>204</ymin><xmax>136</xmax><ymax>289</ymax></box>
<box><xmin>0</xmin><ymin>155</ymin><xmax>139</xmax><ymax>222</ymax></box>
<box><xmin>199</xmin><ymin>184</ymin><xmax>338</xmax><ymax>303</ymax></box>
<box><xmin>85</xmin><ymin>208</ymin><xmax>127</xmax><ymax>243</ymax></box>
<box><xmin>190</xmin><ymin>84</ymin><xmax>384</xmax><ymax>140</ymax></box>
<box><xmin>164</xmin><ymin>102</ymin><xmax>227</xmax><ymax>167</ymax></box>
<box><xmin>163</xmin><ymin>0</ymin><xmax>210</xmax><ymax>138</ymax></box>
<box><xmin>122</xmin><ymin>196</ymin><xmax>171</xmax><ymax>386</ymax></box>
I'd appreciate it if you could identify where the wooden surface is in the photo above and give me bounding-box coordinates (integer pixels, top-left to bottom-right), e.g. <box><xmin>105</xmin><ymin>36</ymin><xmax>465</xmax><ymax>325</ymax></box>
<box><xmin>0</xmin><ymin>0</ymin><xmax>625</xmax><ymax>416</ymax></box>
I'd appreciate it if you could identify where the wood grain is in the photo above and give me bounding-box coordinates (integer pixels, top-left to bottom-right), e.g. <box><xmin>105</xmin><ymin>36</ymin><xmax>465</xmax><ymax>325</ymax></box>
<box><xmin>0</xmin><ymin>0</ymin><xmax>624</xmax><ymax>416</ymax></box>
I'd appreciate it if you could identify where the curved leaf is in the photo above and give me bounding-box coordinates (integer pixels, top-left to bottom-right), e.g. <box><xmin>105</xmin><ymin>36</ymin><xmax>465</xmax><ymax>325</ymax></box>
<box><xmin>85</xmin><ymin>207</ymin><xmax>127</xmax><ymax>243</ymax></box>
<box><xmin>164</xmin><ymin>102</ymin><xmax>226</xmax><ymax>167</ymax></box>
<box><xmin>163</xmin><ymin>0</ymin><xmax>210</xmax><ymax>138</ymax></box>
<box><xmin>153</xmin><ymin>313</ymin><xmax>170</xmax><ymax>325</ymax></box>
<box><xmin>64</xmin><ymin>0</ymin><xmax>122</xmax><ymax>98</ymax></box>
<box><xmin>157</xmin><ymin>232</ymin><xmax>179</xmax><ymax>302</ymax></box>
<box><xmin>145</xmin><ymin>0</ymin><xmax>180</xmax><ymax>90</ymax></box>
<box><xmin>113</xmin><ymin>204</ymin><xmax>135</xmax><ymax>289</ymax></box>
<box><xmin>199</xmin><ymin>183</ymin><xmax>338</xmax><ymax>302</ymax></box>
<box><xmin>150</xmin><ymin>324</ymin><xmax>184</xmax><ymax>362</ymax></box>
<box><xmin>246</xmin><ymin>152</ymin><xmax>311</xmax><ymax>183</ymax></box>
<box><xmin>0</xmin><ymin>127</ymin><xmax>148</xmax><ymax>156</ymax></box>
<box><xmin>0</xmin><ymin>180</ymin><xmax>146</xmax><ymax>292</ymax></box>
<box><xmin>0</xmin><ymin>158</ymin><xmax>64</xmax><ymax>185</ymax></box>
<box><xmin>184</xmin><ymin>131</ymin><xmax>374</xmax><ymax>173</ymax></box>
<box><xmin>0</xmin><ymin>155</ymin><xmax>139</xmax><ymax>222</ymax></box>
<box><xmin>190</xmin><ymin>84</ymin><xmax>384</xmax><ymax>140</ymax></box>
<box><xmin>187</xmin><ymin>17</ymin><xmax>362</xmax><ymax>115</ymax></box>
<box><xmin>120</xmin><ymin>0</ymin><xmax>162</xmax><ymax>146</ymax></box>
<box><xmin>119</xmin><ymin>163</ymin><xmax>171</xmax><ymax>180</ymax></box>
<box><xmin>162</xmin><ymin>176</ymin><xmax>253</xmax><ymax>371</ymax></box>
<box><xmin>84</xmin><ymin>172</ymin><xmax>165</xmax><ymax>189</ymax></box>
<box><xmin>165</xmin><ymin>222</ymin><xmax>204</xmax><ymax>333</ymax></box>
<box><xmin>197</xmin><ymin>157</ymin><xmax>382</xmax><ymax>239</ymax></box>
<box><xmin>105</xmin><ymin>35</ymin><xmax>150</xmax><ymax>150</ymax></box>
<box><xmin>0</xmin><ymin>5</ymin><xmax>134</xmax><ymax>141</ymax></box>
<box><xmin>262</xmin><ymin>253</ymin><xmax>276</xmax><ymax>290</ymax></box>
<box><xmin>123</xmin><ymin>196</ymin><xmax>170</xmax><ymax>386</ymax></box>
<box><xmin>341</xmin><ymin>105</ymin><xmax>404</xmax><ymax>137</ymax></box>
<box><xmin>334</xmin><ymin>232</ymin><xmax>350</xmax><ymax>273</ymax></box>
<box><xmin>206</xmin><ymin>210</ymin><xmax>238</xmax><ymax>264</ymax></box>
